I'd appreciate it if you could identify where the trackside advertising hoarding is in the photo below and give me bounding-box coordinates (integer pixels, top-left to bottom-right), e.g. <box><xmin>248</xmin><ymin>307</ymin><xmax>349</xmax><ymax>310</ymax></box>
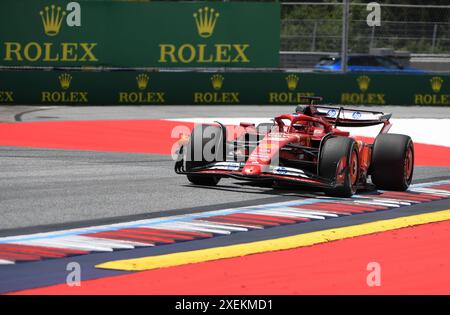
<box><xmin>0</xmin><ymin>71</ymin><xmax>449</xmax><ymax>105</ymax></box>
<box><xmin>0</xmin><ymin>1</ymin><xmax>280</xmax><ymax>68</ymax></box>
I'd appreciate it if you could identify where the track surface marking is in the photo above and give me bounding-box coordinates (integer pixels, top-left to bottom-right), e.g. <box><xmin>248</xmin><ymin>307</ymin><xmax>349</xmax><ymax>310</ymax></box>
<box><xmin>96</xmin><ymin>209</ymin><xmax>450</xmax><ymax>271</ymax></box>
<box><xmin>13</xmin><ymin>217</ymin><xmax>450</xmax><ymax>295</ymax></box>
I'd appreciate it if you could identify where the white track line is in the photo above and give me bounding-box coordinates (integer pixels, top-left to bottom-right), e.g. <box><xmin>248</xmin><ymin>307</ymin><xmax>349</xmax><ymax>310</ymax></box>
<box><xmin>251</xmin><ymin>210</ymin><xmax>325</xmax><ymax>220</ymax></box>
<box><xmin>192</xmin><ymin>220</ymin><xmax>249</xmax><ymax>232</ymax></box>
<box><xmin>411</xmin><ymin>188</ymin><xmax>450</xmax><ymax>197</ymax></box>
<box><xmin>15</xmin><ymin>239</ymin><xmax>115</xmax><ymax>252</ymax></box>
<box><xmin>190</xmin><ymin>221</ymin><xmax>263</xmax><ymax>229</ymax></box>
<box><xmin>352</xmin><ymin>199</ymin><xmax>405</xmax><ymax>207</ymax></box>
<box><xmin>273</xmin><ymin>207</ymin><xmax>340</xmax><ymax>217</ymax></box>
<box><xmin>0</xmin><ymin>259</ymin><xmax>15</xmax><ymax>265</ymax></box>
<box><xmin>366</xmin><ymin>197</ymin><xmax>418</xmax><ymax>204</ymax></box>
<box><xmin>68</xmin><ymin>236</ymin><xmax>148</xmax><ymax>249</ymax></box>
<box><xmin>253</xmin><ymin>209</ymin><xmax>326</xmax><ymax>220</ymax></box>
<box><xmin>290</xmin><ymin>206</ymin><xmax>352</xmax><ymax>216</ymax></box>
<box><xmin>276</xmin><ymin>209</ymin><xmax>336</xmax><ymax>218</ymax></box>
<box><xmin>152</xmin><ymin>223</ymin><xmax>232</xmax><ymax>235</ymax></box>
<box><xmin>318</xmin><ymin>196</ymin><xmax>409</xmax><ymax>206</ymax></box>
<box><xmin>169</xmin><ymin>221</ymin><xmax>239</xmax><ymax>233</ymax></box>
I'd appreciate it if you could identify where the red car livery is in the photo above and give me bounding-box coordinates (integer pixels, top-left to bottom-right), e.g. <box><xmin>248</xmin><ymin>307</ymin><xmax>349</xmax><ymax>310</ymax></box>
<box><xmin>175</xmin><ymin>97</ymin><xmax>414</xmax><ymax>197</ymax></box>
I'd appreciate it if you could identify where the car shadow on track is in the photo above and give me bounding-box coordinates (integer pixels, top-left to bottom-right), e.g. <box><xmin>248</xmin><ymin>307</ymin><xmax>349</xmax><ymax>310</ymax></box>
<box><xmin>181</xmin><ymin>180</ymin><xmax>380</xmax><ymax>198</ymax></box>
<box><xmin>181</xmin><ymin>181</ymin><xmax>327</xmax><ymax>198</ymax></box>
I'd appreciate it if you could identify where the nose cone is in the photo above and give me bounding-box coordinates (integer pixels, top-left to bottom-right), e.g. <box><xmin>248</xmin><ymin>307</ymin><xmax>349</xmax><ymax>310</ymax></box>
<box><xmin>243</xmin><ymin>164</ymin><xmax>262</xmax><ymax>176</ymax></box>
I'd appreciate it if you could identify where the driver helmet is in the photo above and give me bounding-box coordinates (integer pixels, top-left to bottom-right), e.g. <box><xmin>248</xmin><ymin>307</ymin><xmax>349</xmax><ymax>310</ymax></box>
<box><xmin>295</xmin><ymin>105</ymin><xmax>317</xmax><ymax>116</ymax></box>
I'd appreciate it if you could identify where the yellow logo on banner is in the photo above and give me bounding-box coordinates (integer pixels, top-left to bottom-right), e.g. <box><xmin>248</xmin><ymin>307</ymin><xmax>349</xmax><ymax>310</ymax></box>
<box><xmin>158</xmin><ymin>6</ymin><xmax>249</xmax><ymax>65</ymax></box>
<box><xmin>193</xmin><ymin>74</ymin><xmax>239</xmax><ymax>104</ymax></box>
<box><xmin>118</xmin><ymin>74</ymin><xmax>165</xmax><ymax>104</ymax></box>
<box><xmin>430</xmin><ymin>76</ymin><xmax>443</xmax><ymax>93</ymax></box>
<box><xmin>2</xmin><ymin>4</ymin><xmax>99</xmax><ymax>64</ymax></box>
<box><xmin>286</xmin><ymin>74</ymin><xmax>299</xmax><ymax>91</ymax></box>
<box><xmin>414</xmin><ymin>76</ymin><xmax>449</xmax><ymax>105</ymax></box>
<box><xmin>3</xmin><ymin>4</ymin><xmax>98</xmax><ymax>63</ymax></box>
<box><xmin>58</xmin><ymin>73</ymin><xmax>72</xmax><ymax>90</ymax></box>
<box><xmin>193</xmin><ymin>7</ymin><xmax>219</xmax><ymax>38</ymax></box>
<box><xmin>211</xmin><ymin>74</ymin><xmax>224</xmax><ymax>90</ymax></box>
<box><xmin>41</xmin><ymin>73</ymin><xmax>88</xmax><ymax>103</ymax></box>
<box><xmin>40</xmin><ymin>5</ymin><xmax>67</xmax><ymax>36</ymax></box>
<box><xmin>357</xmin><ymin>75</ymin><xmax>370</xmax><ymax>92</ymax></box>
<box><xmin>0</xmin><ymin>79</ymin><xmax>14</xmax><ymax>103</ymax></box>
<box><xmin>267</xmin><ymin>74</ymin><xmax>314</xmax><ymax>104</ymax></box>
<box><xmin>340</xmin><ymin>76</ymin><xmax>385</xmax><ymax>105</ymax></box>
<box><xmin>136</xmin><ymin>74</ymin><xmax>150</xmax><ymax>90</ymax></box>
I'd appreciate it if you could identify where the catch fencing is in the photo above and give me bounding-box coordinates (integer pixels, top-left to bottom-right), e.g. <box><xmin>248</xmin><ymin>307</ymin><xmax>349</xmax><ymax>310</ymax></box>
<box><xmin>281</xmin><ymin>2</ymin><xmax>450</xmax><ymax>69</ymax></box>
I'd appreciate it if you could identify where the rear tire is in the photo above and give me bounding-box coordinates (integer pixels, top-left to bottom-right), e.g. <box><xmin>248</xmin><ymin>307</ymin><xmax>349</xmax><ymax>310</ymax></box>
<box><xmin>185</xmin><ymin>124</ymin><xmax>226</xmax><ymax>186</ymax></box>
<box><xmin>319</xmin><ymin>136</ymin><xmax>359</xmax><ymax>197</ymax></box>
<box><xmin>371</xmin><ymin>134</ymin><xmax>414</xmax><ymax>191</ymax></box>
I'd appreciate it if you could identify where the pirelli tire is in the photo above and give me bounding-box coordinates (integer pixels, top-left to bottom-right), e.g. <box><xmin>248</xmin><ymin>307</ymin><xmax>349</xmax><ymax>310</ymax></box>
<box><xmin>185</xmin><ymin>124</ymin><xmax>226</xmax><ymax>186</ymax></box>
<box><xmin>186</xmin><ymin>174</ymin><xmax>220</xmax><ymax>186</ymax></box>
<box><xmin>370</xmin><ymin>133</ymin><xmax>414</xmax><ymax>191</ymax></box>
<box><xmin>319</xmin><ymin>136</ymin><xmax>359</xmax><ymax>197</ymax></box>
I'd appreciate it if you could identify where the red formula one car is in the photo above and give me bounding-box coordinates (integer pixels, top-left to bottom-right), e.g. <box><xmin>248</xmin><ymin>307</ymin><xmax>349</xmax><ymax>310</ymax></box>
<box><xmin>174</xmin><ymin>97</ymin><xmax>414</xmax><ymax>197</ymax></box>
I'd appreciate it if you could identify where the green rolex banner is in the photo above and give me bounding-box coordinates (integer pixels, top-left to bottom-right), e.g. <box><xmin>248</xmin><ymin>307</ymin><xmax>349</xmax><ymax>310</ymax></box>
<box><xmin>0</xmin><ymin>1</ymin><xmax>280</xmax><ymax>68</ymax></box>
<box><xmin>1</xmin><ymin>71</ymin><xmax>449</xmax><ymax>105</ymax></box>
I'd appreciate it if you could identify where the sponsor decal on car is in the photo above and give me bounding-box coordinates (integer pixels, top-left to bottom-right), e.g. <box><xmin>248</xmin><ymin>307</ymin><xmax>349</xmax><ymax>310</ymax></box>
<box><xmin>267</xmin><ymin>133</ymin><xmax>288</xmax><ymax>140</ymax></box>
<box><xmin>352</xmin><ymin>111</ymin><xmax>362</xmax><ymax>119</ymax></box>
<box><xmin>271</xmin><ymin>166</ymin><xmax>307</xmax><ymax>177</ymax></box>
<box><xmin>274</xmin><ymin>166</ymin><xmax>287</xmax><ymax>175</ymax></box>
<box><xmin>210</xmin><ymin>162</ymin><xmax>241</xmax><ymax>171</ymax></box>
<box><xmin>327</xmin><ymin>109</ymin><xmax>337</xmax><ymax>117</ymax></box>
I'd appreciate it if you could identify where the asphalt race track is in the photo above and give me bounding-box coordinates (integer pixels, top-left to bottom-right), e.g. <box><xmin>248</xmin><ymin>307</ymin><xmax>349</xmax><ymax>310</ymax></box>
<box><xmin>0</xmin><ymin>146</ymin><xmax>449</xmax><ymax>232</ymax></box>
<box><xmin>0</xmin><ymin>105</ymin><xmax>449</xmax><ymax>294</ymax></box>
<box><xmin>0</xmin><ymin>105</ymin><xmax>448</xmax><ymax>232</ymax></box>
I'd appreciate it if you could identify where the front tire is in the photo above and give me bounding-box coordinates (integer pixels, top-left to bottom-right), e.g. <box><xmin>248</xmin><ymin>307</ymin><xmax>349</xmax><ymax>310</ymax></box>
<box><xmin>319</xmin><ymin>136</ymin><xmax>359</xmax><ymax>197</ymax></box>
<box><xmin>187</xmin><ymin>174</ymin><xmax>220</xmax><ymax>186</ymax></box>
<box><xmin>370</xmin><ymin>134</ymin><xmax>414</xmax><ymax>191</ymax></box>
<box><xmin>184</xmin><ymin>124</ymin><xmax>225</xmax><ymax>186</ymax></box>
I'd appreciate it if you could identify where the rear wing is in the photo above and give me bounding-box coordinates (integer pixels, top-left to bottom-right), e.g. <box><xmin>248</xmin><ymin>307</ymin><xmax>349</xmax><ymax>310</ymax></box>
<box><xmin>314</xmin><ymin>105</ymin><xmax>392</xmax><ymax>127</ymax></box>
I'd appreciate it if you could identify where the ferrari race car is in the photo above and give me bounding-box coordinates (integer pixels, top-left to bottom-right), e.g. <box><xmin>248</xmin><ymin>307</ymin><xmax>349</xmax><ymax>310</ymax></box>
<box><xmin>174</xmin><ymin>97</ymin><xmax>414</xmax><ymax>197</ymax></box>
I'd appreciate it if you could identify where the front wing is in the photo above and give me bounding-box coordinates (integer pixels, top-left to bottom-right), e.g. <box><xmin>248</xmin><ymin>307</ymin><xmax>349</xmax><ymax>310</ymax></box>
<box><xmin>175</xmin><ymin>161</ymin><xmax>336</xmax><ymax>189</ymax></box>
